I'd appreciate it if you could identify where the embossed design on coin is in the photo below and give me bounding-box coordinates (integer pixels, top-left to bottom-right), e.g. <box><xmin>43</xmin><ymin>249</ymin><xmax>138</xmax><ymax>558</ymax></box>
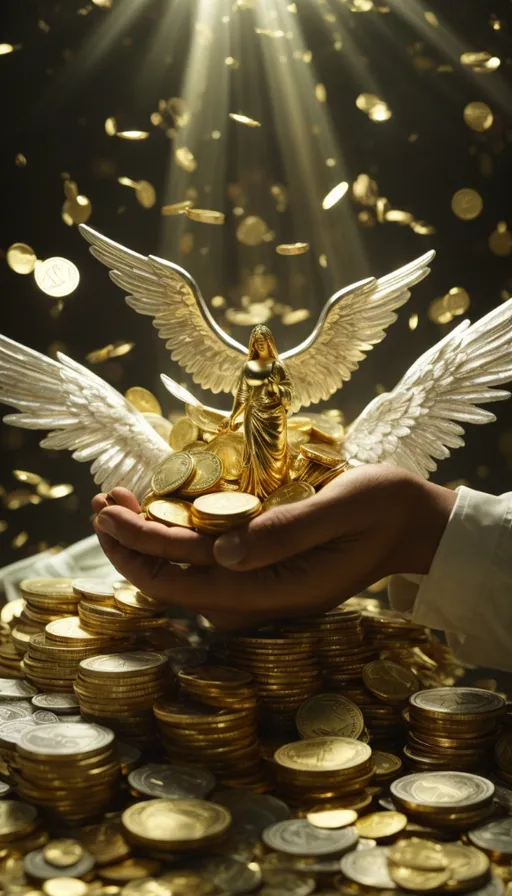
<box><xmin>0</xmin><ymin>679</ymin><xmax>37</xmax><ymax>700</ymax></box>
<box><xmin>388</xmin><ymin>837</ymin><xmax>448</xmax><ymax>871</ymax></box>
<box><xmin>33</xmin><ymin>710</ymin><xmax>60</xmax><ymax>724</ymax></box>
<box><xmin>389</xmin><ymin>865</ymin><xmax>450</xmax><ymax>891</ymax></box>
<box><xmin>80</xmin><ymin>651</ymin><xmax>167</xmax><ymax>676</ymax></box>
<box><xmin>274</xmin><ymin>737</ymin><xmax>371</xmax><ymax>772</ymax></box>
<box><xmin>391</xmin><ymin>772</ymin><xmax>494</xmax><ymax>809</ymax></box>
<box><xmin>152</xmin><ymin>452</ymin><xmax>195</xmax><ymax>495</ymax></box>
<box><xmin>441</xmin><ymin>843</ymin><xmax>490</xmax><ymax>884</ymax></box>
<box><xmin>32</xmin><ymin>694</ymin><xmax>80</xmax><ymax>713</ymax></box>
<box><xmin>410</xmin><ymin>688</ymin><xmax>505</xmax><ymax>718</ymax></box>
<box><xmin>262</xmin><ymin>819</ymin><xmax>358</xmax><ymax>856</ymax></box>
<box><xmin>355</xmin><ymin>811</ymin><xmax>407</xmax><ymax>839</ymax></box>
<box><xmin>18</xmin><ymin>722</ymin><xmax>114</xmax><ymax>756</ymax></box>
<box><xmin>34</xmin><ymin>257</ymin><xmax>80</xmax><ymax>298</ymax></box>
<box><xmin>121</xmin><ymin>799</ymin><xmax>231</xmax><ymax>847</ymax></box>
<box><xmin>363</xmin><ymin>660</ymin><xmax>418</xmax><ymax>701</ymax></box>
<box><xmin>128</xmin><ymin>763</ymin><xmax>215</xmax><ymax>799</ymax></box>
<box><xmin>340</xmin><ymin>846</ymin><xmax>396</xmax><ymax>888</ymax></box>
<box><xmin>468</xmin><ymin>818</ymin><xmax>512</xmax><ymax>857</ymax></box>
<box><xmin>296</xmin><ymin>693</ymin><xmax>364</xmax><ymax>740</ymax></box>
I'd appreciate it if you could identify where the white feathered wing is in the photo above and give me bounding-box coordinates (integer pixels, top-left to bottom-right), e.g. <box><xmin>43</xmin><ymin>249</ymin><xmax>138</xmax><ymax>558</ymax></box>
<box><xmin>0</xmin><ymin>336</ymin><xmax>171</xmax><ymax>499</ymax></box>
<box><xmin>344</xmin><ymin>299</ymin><xmax>512</xmax><ymax>478</ymax></box>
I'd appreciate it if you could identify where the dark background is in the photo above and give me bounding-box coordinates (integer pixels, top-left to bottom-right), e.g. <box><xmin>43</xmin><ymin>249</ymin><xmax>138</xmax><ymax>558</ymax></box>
<box><xmin>1</xmin><ymin>0</ymin><xmax>512</xmax><ymax>567</ymax></box>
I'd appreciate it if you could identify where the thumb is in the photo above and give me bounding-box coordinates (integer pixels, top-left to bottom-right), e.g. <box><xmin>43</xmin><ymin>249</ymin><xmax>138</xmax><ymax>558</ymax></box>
<box><xmin>213</xmin><ymin>492</ymin><xmax>342</xmax><ymax>571</ymax></box>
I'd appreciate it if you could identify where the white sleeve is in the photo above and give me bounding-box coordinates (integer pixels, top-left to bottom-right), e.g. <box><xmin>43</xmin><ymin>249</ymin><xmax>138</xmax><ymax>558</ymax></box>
<box><xmin>388</xmin><ymin>486</ymin><xmax>512</xmax><ymax>672</ymax></box>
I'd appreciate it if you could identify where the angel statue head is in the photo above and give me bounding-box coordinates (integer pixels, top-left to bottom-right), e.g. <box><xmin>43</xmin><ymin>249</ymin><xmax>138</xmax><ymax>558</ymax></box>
<box><xmin>247</xmin><ymin>325</ymin><xmax>279</xmax><ymax>362</ymax></box>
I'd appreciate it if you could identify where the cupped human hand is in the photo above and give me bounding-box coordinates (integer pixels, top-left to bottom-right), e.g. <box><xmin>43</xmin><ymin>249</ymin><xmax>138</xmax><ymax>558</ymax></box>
<box><xmin>91</xmin><ymin>465</ymin><xmax>455</xmax><ymax>630</ymax></box>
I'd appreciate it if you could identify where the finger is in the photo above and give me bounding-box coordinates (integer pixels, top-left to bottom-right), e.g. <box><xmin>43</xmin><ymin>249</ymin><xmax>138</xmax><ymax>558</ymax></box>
<box><xmin>212</xmin><ymin>488</ymin><xmax>345</xmax><ymax>571</ymax></box>
<box><xmin>91</xmin><ymin>493</ymin><xmax>108</xmax><ymax>514</ymax></box>
<box><xmin>95</xmin><ymin>505</ymin><xmax>215</xmax><ymax>566</ymax></box>
<box><xmin>108</xmin><ymin>487</ymin><xmax>142</xmax><ymax>513</ymax></box>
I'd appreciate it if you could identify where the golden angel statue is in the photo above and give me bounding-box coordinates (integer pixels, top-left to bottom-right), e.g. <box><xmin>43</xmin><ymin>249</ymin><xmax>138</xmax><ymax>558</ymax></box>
<box><xmin>1</xmin><ymin>224</ymin><xmax>512</xmax><ymax>502</ymax></box>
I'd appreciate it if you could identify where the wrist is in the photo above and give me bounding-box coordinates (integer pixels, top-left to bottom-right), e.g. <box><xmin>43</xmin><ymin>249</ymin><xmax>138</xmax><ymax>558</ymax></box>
<box><xmin>401</xmin><ymin>475</ymin><xmax>457</xmax><ymax>575</ymax></box>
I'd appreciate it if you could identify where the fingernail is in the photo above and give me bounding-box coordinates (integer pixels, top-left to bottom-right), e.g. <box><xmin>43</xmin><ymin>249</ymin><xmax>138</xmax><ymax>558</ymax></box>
<box><xmin>96</xmin><ymin>512</ymin><xmax>117</xmax><ymax>536</ymax></box>
<box><xmin>214</xmin><ymin>533</ymin><xmax>246</xmax><ymax>567</ymax></box>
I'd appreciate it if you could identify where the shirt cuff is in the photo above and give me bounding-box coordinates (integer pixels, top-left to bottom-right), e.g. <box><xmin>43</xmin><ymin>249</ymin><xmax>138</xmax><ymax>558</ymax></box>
<box><xmin>412</xmin><ymin>486</ymin><xmax>512</xmax><ymax>642</ymax></box>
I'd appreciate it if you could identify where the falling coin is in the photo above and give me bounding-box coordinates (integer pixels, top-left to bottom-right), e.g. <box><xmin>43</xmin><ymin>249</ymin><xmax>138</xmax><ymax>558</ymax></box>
<box><xmin>276</xmin><ymin>243</ymin><xmax>310</xmax><ymax>256</ymax></box>
<box><xmin>34</xmin><ymin>258</ymin><xmax>80</xmax><ymax>298</ymax></box>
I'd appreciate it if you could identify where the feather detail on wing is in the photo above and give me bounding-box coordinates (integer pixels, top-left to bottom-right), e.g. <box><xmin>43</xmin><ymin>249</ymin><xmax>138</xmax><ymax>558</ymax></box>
<box><xmin>344</xmin><ymin>298</ymin><xmax>512</xmax><ymax>478</ymax></box>
<box><xmin>281</xmin><ymin>251</ymin><xmax>435</xmax><ymax>412</ymax></box>
<box><xmin>79</xmin><ymin>225</ymin><xmax>246</xmax><ymax>395</ymax></box>
<box><xmin>0</xmin><ymin>336</ymin><xmax>170</xmax><ymax>499</ymax></box>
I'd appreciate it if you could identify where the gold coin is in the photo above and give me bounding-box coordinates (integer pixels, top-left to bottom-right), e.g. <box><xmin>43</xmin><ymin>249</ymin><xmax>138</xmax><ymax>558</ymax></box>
<box><xmin>389</xmin><ymin>865</ymin><xmax>450</xmax><ymax>891</ymax></box>
<box><xmin>180</xmin><ymin>453</ymin><xmax>223</xmax><ymax>496</ymax></box>
<box><xmin>46</xmin><ymin>617</ymin><xmax>106</xmax><ymax>642</ymax></box>
<box><xmin>121</xmin><ymin>798</ymin><xmax>231</xmax><ymax>847</ymax></box>
<box><xmin>300</xmin><ymin>441</ymin><xmax>343</xmax><ymax>467</ymax></box>
<box><xmin>147</xmin><ymin>498</ymin><xmax>194</xmax><ymax>529</ymax></box>
<box><xmin>34</xmin><ymin>257</ymin><xmax>80</xmax><ymax>298</ymax></box>
<box><xmin>125</xmin><ymin>387</ymin><xmax>162</xmax><ymax>416</ymax></box>
<box><xmin>463</xmin><ymin>101</ymin><xmax>493</xmax><ymax>132</ymax></box>
<box><xmin>296</xmin><ymin>693</ymin><xmax>364</xmax><ymax>740</ymax></box>
<box><xmin>362</xmin><ymin>660</ymin><xmax>419</xmax><ymax>701</ymax></box>
<box><xmin>43</xmin><ymin>839</ymin><xmax>84</xmax><ymax>868</ymax></box>
<box><xmin>161</xmin><ymin>200</ymin><xmax>194</xmax><ymax>215</ymax></box>
<box><xmin>6</xmin><ymin>242</ymin><xmax>37</xmax><ymax>275</ymax></box>
<box><xmin>306</xmin><ymin>807</ymin><xmax>357</xmax><ymax>829</ymax></box>
<box><xmin>170</xmin><ymin>418</ymin><xmax>200</xmax><ymax>452</ymax></box>
<box><xmin>208</xmin><ymin>433</ymin><xmax>244</xmax><ymax>481</ymax></box>
<box><xmin>193</xmin><ymin>490</ymin><xmax>260</xmax><ymax>520</ymax></box>
<box><xmin>152</xmin><ymin>452</ymin><xmax>195</xmax><ymax>496</ymax></box>
<box><xmin>276</xmin><ymin>242</ymin><xmax>310</xmax><ymax>256</ymax></box>
<box><xmin>451</xmin><ymin>188</ymin><xmax>483</xmax><ymax>220</ymax></box>
<box><xmin>388</xmin><ymin>837</ymin><xmax>448</xmax><ymax>871</ymax></box>
<box><xmin>274</xmin><ymin>737</ymin><xmax>371</xmax><ymax>772</ymax></box>
<box><xmin>42</xmin><ymin>879</ymin><xmax>89</xmax><ymax>896</ymax></box>
<box><xmin>186</xmin><ymin>208</ymin><xmax>225</xmax><ymax>225</ymax></box>
<box><xmin>263</xmin><ymin>481</ymin><xmax>315</xmax><ymax>511</ymax></box>
<box><xmin>185</xmin><ymin>403</ymin><xmax>226</xmax><ymax>433</ymax></box>
<box><xmin>356</xmin><ymin>811</ymin><xmax>407</xmax><ymax>840</ymax></box>
<box><xmin>372</xmin><ymin>750</ymin><xmax>403</xmax><ymax>778</ymax></box>
<box><xmin>114</xmin><ymin>588</ymin><xmax>164</xmax><ymax>614</ymax></box>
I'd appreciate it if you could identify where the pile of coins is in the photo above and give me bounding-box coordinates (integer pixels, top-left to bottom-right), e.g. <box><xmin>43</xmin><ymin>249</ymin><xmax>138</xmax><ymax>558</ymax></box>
<box><xmin>288</xmin><ymin>607</ymin><xmax>374</xmax><ymax>688</ymax></box>
<box><xmin>271</xmin><ymin>736</ymin><xmax>374</xmax><ymax>809</ymax></box>
<box><xmin>74</xmin><ymin>651</ymin><xmax>171</xmax><ymax>746</ymax></box>
<box><xmin>177</xmin><ymin>665</ymin><xmax>259</xmax><ymax>710</ymax></box>
<box><xmin>154</xmin><ymin>698</ymin><xmax>268</xmax><ymax>789</ymax></box>
<box><xmin>23</xmin><ymin>617</ymin><xmax>131</xmax><ymax>693</ymax></box>
<box><xmin>391</xmin><ymin>770</ymin><xmax>495</xmax><ymax>830</ymax></box>
<box><xmin>362</xmin><ymin>607</ymin><xmax>429</xmax><ymax>653</ymax></box>
<box><xmin>15</xmin><ymin>722</ymin><xmax>121</xmax><ymax>825</ymax></box>
<box><xmin>359</xmin><ymin>659</ymin><xmax>419</xmax><ymax>747</ymax></box>
<box><xmin>292</xmin><ymin>441</ymin><xmax>347</xmax><ymax>489</ymax></box>
<box><xmin>228</xmin><ymin>631</ymin><xmax>322</xmax><ymax>731</ymax></box>
<box><xmin>74</xmin><ymin>579</ymin><xmax>171</xmax><ymax>641</ymax></box>
<box><xmin>405</xmin><ymin>687</ymin><xmax>506</xmax><ymax>772</ymax></box>
<box><xmin>19</xmin><ymin>579</ymin><xmax>80</xmax><ymax>632</ymax></box>
<box><xmin>191</xmin><ymin>492</ymin><xmax>262</xmax><ymax>534</ymax></box>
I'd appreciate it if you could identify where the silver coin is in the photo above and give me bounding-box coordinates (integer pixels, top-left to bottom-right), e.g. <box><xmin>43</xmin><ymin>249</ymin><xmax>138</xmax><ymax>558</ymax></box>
<box><xmin>357</xmin><ymin>838</ymin><xmax>377</xmax><ymax>850</ymax></box>
<box><xmin>0</xmin><ymin>679</ymin><xmax>37</xmax><ymax>700</ymax></box>
<box><xmin>340</xmin><ymin>847</ymin><xmax>396</xmax><ymax>889</ymax></box>
<box><xmin>0</xmin><ymin>718</ymin><xmax>38</xmax><ymax>746</ymax></box>
<box><xmin>18</xmin><ymin>722</ymin><xmax>114</xmax><ymax>756</ymax></box>
<box><xmin>469</xmin><ymin>879</ymin><xmax>505</xmax><ymax>896</ymax></box>
<box><xmin>23</xmin><ymin>847</ymin><xmax>95</xmax><ymax>881</ymax></box>
<box><xmin>468</xmin><ymin>818</ymin><xmax>512</xmax><ymax>856</ymax></box>
<box><xmin>378</xmin><ymin>797</ymin><xmax>397</xmax><ymax>811</ymax></box>
<box><xmin>262</xmin><ymin>820</ymin><xmax>358</xmax><ymax>857</ymax></box>
<box><xmin>118</xmin><ymin>742</ymin><xmax>141</xmax><ymax>768</ymax></box>
<box><xmin>0</xmin><ymin>704</ymin><xmax>33</xmax><ymax>722</ymax></box>
<box><xmin>391</xmin><ymin>772</ymin><xmax>494</xmax><ymax>809</ymax></box>
<box><xmin>0</xmin><ymin>782</ymin><xmax>12</xmax><ymax>798</ymax></box>
<box><xmin>214</xmin><ymin>791</ymin><xmax>292</xmax><ymax>824</ymax></box>
<box><xmin>80</xmin><ymin>651</ymin><xmax>167</xmax><ymax>675</ymax></box>
<box><xmin>33</xmin><ymin>711</ymin><xmax>59</xmax><ymax>724</ymax></box>
<box><xmin>64</xmin><ymin>715</ymin><xmax>85</xmax><ymax>724</ymax></box>
<box><xmin>32</xmin><ymin>694</ymin><xmax>80</xmax><ymax>714</ymax></box>
<box><xmin>167</xmin><ymin>646</ymin><xmax>207</xmax><ymax>672</ymax></box>
<box><xmin>196</xmin><ymin>857</ymin><xmax>262</xmax><ymax>894</ymax></box>
<box><xmin>128</xmin><ymin>763</ymin><xmax>216</xmax><ymax>799</ymax></box>
<box><xmin>410</xmin><ymin>688</ymin><xmax>505</xmax><ymax>717</ymax></box>
<box><xmin>260</xmin><ymin>871</ymin><xmax>316</xmax><ymax>896</ymax></box>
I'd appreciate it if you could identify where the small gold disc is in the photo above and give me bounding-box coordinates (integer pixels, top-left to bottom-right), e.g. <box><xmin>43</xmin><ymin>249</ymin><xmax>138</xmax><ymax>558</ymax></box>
<box><xmin>43</xmin><ymin>839</ymin><xmax>84</xmax><ymax>868</ymax></box>
<box><xmin>147</xmin><ymin>499</ymin><xmax>194</xmax><ymax>529</ymax></box>
<box><xmin>151</xmin><ymin>453</ymin><xmax>195</xmax><ymax>496</ymax></box>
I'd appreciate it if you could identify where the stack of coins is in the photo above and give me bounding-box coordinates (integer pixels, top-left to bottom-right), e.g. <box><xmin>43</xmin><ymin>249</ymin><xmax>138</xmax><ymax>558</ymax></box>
<box><xmin>360</xmin><ymin>660</ymin><xmax>419</xmax><ymax>747</ymax></box>
<box><xmin>15</xmin><ymin>722</ymin><xmax>121</xmax><ymax>825</ymax></box>
<box><xmin>191</xmin><ymin>492</ymin><xmax>261</xmax><ymax>534</ymax></box>
<box><xmin>290</xmin><ymin>608</ymin><xmax>375</xmax><ymax>688</ymax></box>
<box><xmin>121</xmin><ymin>798</ymin><xmax>232</xmax><ymax>856</ymax></box>
<box><xmin>0</xmin><ymin>801</ymin><xmax>41</xmax><ymax>852</ymax></box>
<box><xmin>362</xmin><ymin>609</ymin><xmax>429</xmax><ymax>654</ymax></box>
<box><xmin>74</xmin><ymin>651</ymin><xmax>171</xmax><ymax>747</ymax></box>
<box><xmin>154</xmin><ymin>698</ymin><xmax>267</xmax><ymax>790</ymax></box>
<box><xmin>23</xmin><ymin>619</ymin><xmax>131</xmax><ymax>693</ymax></box>
<box><xmin>405</xmin><ymin>688</ymin><xmax>506</xmax><ymax>772</ymax></box>
<box><xmin>0</xmin><ymin>633</ymin><xmax>26</xmax><ymax>678</ymax></box>
<box><xmin>177</xmin><ymin>665</ymin><xmax>259</xmax><ymax>710</ymax></box>
<box><xmin>295</xmin><ymin>693</ymin><xmax>365</xmax><ymax>742</ymax></box>
<box><xmin>292</xmin><ymin>442</ymin><xmax>347</xmax><ymax>489</ymax></box>
<box><xmin>19</xmin><ymin>579</ymin><xmax>80</xmax><ymax>632</ymax></box>
<box><xmin>390</xmin><ymin>771</ymin><xmax>495</xmax><ymax>830</ymax></box>
<box><xmin>494</xmin><ymin>732</ymin><xmax>512</xmax><ymax>785</ymax></box>
<box><xmin>271</xmin><ymin>737</ymin><xmax>374</xmax><ymax>809</ymax></box>
<box><xmin>228</xmin><ymin>631</ymin><xmax>322</xmax><ymax>731</ymax></box>
<box><xmin>77</xmin><ymin>598</ymin><xmax>169</xmax><ymax>641</ymax></box>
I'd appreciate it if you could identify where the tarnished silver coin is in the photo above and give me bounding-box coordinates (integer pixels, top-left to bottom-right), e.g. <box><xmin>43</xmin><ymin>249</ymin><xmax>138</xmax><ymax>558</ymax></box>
<box><xmin>215</xmin><ymin>791</ymin><xmax>291</xmax><ymax>824</ymax></box>
<box><xmin>128</xmin><ymin>763</ymin><xmax>215</xmax><ymax>799</ymax></box>
<box><xmin>340</xmin><ymin>846</ymin><xmax>396</xmax><ymax>888</ymax></box>
<box><xmin>410</xmin><ymin>688</ymin><xmax>505</xmax><ymax>718</ymax></box>
<box><xmin>391</xmin><ymin>772</ymin><xmax>494</xmax><ymax>810</ymax></box>
<box><xmin>260</xmin><ymin>871</ymin><xmax>316</xmax><ymax>896</ymax></box>
<box><xmin>32</xmin><ymin>694</ymin><xmax>80</xmax><ymax>714</ymax></box>
<box><xmin>18</xmin><ymin>722</ymin><xmax>114</xmax><ymax>757</ymax></box>
<box><xmin>296</xmin><ymin>693</ymin><xmax>364</xmax><ymax>740</ymax></box>
<box><xmin>262</xmin><ymin>820</ymin><xmax>358</xmax><ymax>856</ymax></box>
<box><xmin>468</xmin><ymin>818</ymin><xmax>512</xmax><ymax>857</ymax></box>
<box><xmin>23</xmin><ymin>846</ymin><xmax>95</xmax><ymax>881</ymax></box>
<box><xmin>33</xmin><ymin>710</ymin><xmax>59</xmax><ymax>724</ymax></box>
<box><xmin>196</xmin><ymin>857</ymin><xmax>262</xmax><ymax>894</ymax></box>
<box><xmin>80</xmin><ymin>651</ymin><xmax>167</xmax><ymax>676</ymax></box>
<box><xmin>0</xmin><ymin>679</ymin><xmax>37</xmax><ymax>700</ymax></box>
<box><xmin>0</xmin><ymin>718</ymin><xmax>38</xmax><ymax>746</ymax></box>
<box><xmin>166</xmin><ymin>646</ymin><xmax>207</xmax><ymax>673</ymax></box>
<box><xmin>494</xmin><ymin>785</ymin><xmax>512</xmax><ymax>814</ymax></box>
<box><xmin>0</xmin><ymin>704</ymin><xmax>33</xmax><ymax>722</ymax></box>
